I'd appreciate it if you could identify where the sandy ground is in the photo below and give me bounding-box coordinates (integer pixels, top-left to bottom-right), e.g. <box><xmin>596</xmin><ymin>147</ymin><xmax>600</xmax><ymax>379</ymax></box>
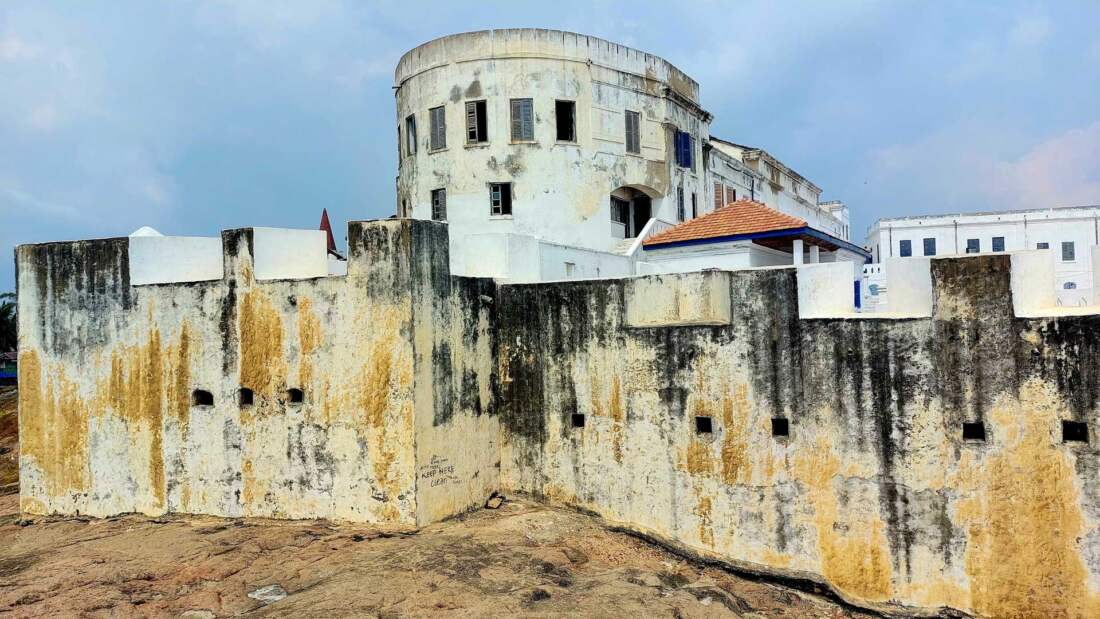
<box><xmin>0</xmin><ymin>388</ymin><xmax>868</xmax><ymax>618</ymax></box>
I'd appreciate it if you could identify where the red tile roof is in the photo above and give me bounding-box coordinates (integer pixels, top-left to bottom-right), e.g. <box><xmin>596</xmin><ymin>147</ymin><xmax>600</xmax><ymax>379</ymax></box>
<box><xmin>643</xmin><ymin>199</ymin><xmax>806</xmax><ymax>247</ymax></box>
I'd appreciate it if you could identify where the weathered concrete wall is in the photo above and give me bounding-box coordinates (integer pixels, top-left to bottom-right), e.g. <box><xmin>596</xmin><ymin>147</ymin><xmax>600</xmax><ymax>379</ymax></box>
<box><xmin>20</xmin><ymin>220</ymin><xmax>1100</xmax><ymax>616</ymax></box>
<box><xmin>497</xmin><ymin>254</ymin><xmax>1100</xmax><ymax>617</ymax></box>
<box><xmin>16</xmin><ymin>219</ymin><xmax>498</xmax><ymax>526</ymax></box>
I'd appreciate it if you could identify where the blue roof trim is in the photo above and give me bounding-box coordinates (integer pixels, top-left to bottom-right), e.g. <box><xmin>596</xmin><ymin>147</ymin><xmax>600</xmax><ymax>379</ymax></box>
<box><xmin>642</xmin><ymin>226</ymin><xmax>871</xmax><ymax>260</ymax></box>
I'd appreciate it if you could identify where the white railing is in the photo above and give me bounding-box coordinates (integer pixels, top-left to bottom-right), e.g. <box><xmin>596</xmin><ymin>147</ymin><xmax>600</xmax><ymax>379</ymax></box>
<box><xmin>625</xmin><ymin>217</ymin><xmax>677</xmax><ymax>257</ymax></box>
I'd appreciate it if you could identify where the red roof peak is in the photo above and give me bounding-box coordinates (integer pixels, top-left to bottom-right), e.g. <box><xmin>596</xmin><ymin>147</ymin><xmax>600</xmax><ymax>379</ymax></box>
<box><xmin>319</xmin><ymin>209</ymin><xmax>337</xmax><ymax>255</ymax></box>
<box><xmin>643</xmin><ymin>199</ymin><xmax>806</xmax><ymax>247</ymax></box>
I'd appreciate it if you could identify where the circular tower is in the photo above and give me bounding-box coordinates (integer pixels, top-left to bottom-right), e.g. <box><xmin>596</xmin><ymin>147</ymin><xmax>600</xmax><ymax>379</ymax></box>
<box><xmin>395</xmin><ymin>28</ymin><xmax>711</xmax><ymax>276</ymax></box>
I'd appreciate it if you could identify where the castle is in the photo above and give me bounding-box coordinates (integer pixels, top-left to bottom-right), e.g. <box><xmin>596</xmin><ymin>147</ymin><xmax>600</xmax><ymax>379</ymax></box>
<box><xmin>15</xmin><ymin>29</ymin><xmax>1100</xmax><ymax>618</ymax></box>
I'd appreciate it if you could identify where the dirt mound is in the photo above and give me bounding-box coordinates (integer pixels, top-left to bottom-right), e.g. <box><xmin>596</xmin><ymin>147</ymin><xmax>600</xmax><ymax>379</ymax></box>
<box><xmin>0</xmin><ymin>495</ymin><xmax>868</xmax><ymax>618</ymax></box>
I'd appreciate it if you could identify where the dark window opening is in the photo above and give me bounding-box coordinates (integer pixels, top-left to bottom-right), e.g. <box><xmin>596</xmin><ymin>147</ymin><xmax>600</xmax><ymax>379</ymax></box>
<box><xmin>431</xmin><ymin>188</ymin><xmax>447</xmax><ymax>221</ymax></box>
<box><xmin>992</xmin><ymin>236</ymin><xmax>1005</xmax><ymax>252</ymax></box>
<box><xmin>510</xmin><ymin>98</ymin><xmax>534</xmax><ymax>141</ymax></box>
<box><xmin>404</xmin><ymin>114</ymin><xmax>417</xmax><ymax>156</ymax></box>
<box><xmin>923</xmin><ymin>237</ymin><xmax>936</xmax><ymax>256</ymax></box>
<box><xmin>966</xmin><ymin>238</ymin><xmax>980</xmax><ymax>254</ymax></box>
<box><xmin>899</xmin><ymin>239</ymin><xmax>912</xmax><ymax>257</ymax></box>
<box><xmin>695</xmin><ymin>416</ymin><xmax>713</xmax><ymax>434</ymax></box>
<box><xmin>555</xmin><ymin>100</ymin><xmax>575</xmax><ymax>142</ymax></box>
<box><xmin>571</xmin><ymin>413</ymin><xmax>585</xmax><ymax>428</ymax></box>
<box><xmin>465</xmin><ymin>100</ymin><xmax>488</xmax><ymax>143</ymax></box>
<box><xmin>287</xmin><ymin>388</ymin><xmax>304</xmax><ymax>405</ymax></box>
<box><xmin>239</xmin><ymin>388</ymin><xmax>254</xmax><ymax>407</ymax></box>
<box><xmin>490</xmin><ymin>183</ymin><xmax>512</xmax><ymax>216</ymax></box>
<box><xmin>429</xmin><ymin>106</ymin><xmax>446</xmax><ymax>150</ymax></box>
<box><xmin>191</xmin><ymin>390</ymin><xmax>214</xmax><ymax>407</ymax></box>
<box><xmin>1064</xmin><ymin>281</ymin><xmax>1077</xmax><ymax>290</ymax></box>
<box><xmin>691</xmin><ymin>193</ymin><xmax>697</xmax><ymax>219</ymax></box>
<box><xmin>1063</xmin><ymin>420</ymin><xmax>1088</xmax><ymax>443</ymax></box>
<box><xmin>962</xmin><ymin>422</ymin><xmax>986</xmax><ymax>441</ymax></box>
<box><xmin>674</xmin><ymin>130</ymin><xmax>694</xmax><ymax>168</ymax></box>
<box><xmin>625</xmin><ymin>110</ymin><xmax>641</xmax><ymax>154</ymax></box>
<box><xmin>677</xmin><ymin>186</ymin><xmax>685</xmax><ymax>222</ymax></box>
<box><xmin>771</xmin><ymin>418</ymin><xmax>789</xmax><ymax>437</ymax></box>
<box><xmin>1037</xmin><ymin>242</ymin><xmax>1049</xmax><ymax>249</ymax></box>
<box><xmin>1062</xmin><ymin>241</ymin><xmax>1076</xmax><ymax>261</ymax></box>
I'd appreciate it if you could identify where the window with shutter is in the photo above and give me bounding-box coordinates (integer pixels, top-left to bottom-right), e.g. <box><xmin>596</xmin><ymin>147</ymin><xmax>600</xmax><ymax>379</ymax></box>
<box><xmin>466</xmin><ymin>100</ymin><xmax>487</xmax><ymax>143</ymax></box>
<box><xmin>677</xmin><ymin>186</ymin><xmax>685</xmax><ymax>222</ymax></box>
<box><xmin>429</xmin><ymin>106</ymin><xmax>446</xmax><ymax>150</ymax></box>
<box><xmin>713</xmin><ymin>182</ymin><xmax>723</xmax><ymax>210</ymax></box>
<box><xmin>431</xmin><ymin>188</ymin><xmax>447</xmax><ymax>221</ymax></box>
<box><xmin>490</xmin><ymin>183</ymin><xmax>512</xmax><ymax>216</ymax></box>
<box><xmin>625</xmin><ymin>110</ymin><xmax>640</xmax><ymax>154</ymax></box>
<box><xmin>511</xmin><ymin>98</ymin><xmax>534</xmax><ymax>141</ymax></box>
<box><xmin>674</xmin><ymin>131</ymin><xmax>693</xmax><ymax>168</ymax></box>
<box><xmin>725</xmin><ymin>185</ymin><xmax>736</xmax><ymax>204</ymax></box>
<box><xmin>405</xmin><ymin>115</ymin><xmax>417</xmax><ymax>156</ymax></box>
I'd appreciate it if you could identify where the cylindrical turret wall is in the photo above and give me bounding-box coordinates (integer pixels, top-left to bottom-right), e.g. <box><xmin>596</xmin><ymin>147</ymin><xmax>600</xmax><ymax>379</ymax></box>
<box><xmin>395</xmin><ymin>29</ymin><xmax>712</xmax><ymax>275</ymax></box>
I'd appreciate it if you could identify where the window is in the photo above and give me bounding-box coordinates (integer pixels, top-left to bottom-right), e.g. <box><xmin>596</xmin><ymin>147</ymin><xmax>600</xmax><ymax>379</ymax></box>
<box><xmin>676</xmin><ymin>186</ymin><xmax>685</xmax><ymax>222</ymax></box>
<box><xmin>966</xmin><ymin>238</ymin><xmax>980</xmax><ymax>254</ymax></box>
<box><xmin>286</xmin><ymin>388</ymin><xmax>304</xmax><ymax>404</ymax></box>
<box><xmin>725</xmin><ymin>186</ymin><xmax>735</xmax><ymax>204</ymax></box>
<box><xmin>490</xmin><ymin>183</ymin><xmax>512</xmax><ymax>216</ymax></box>
<box><xmin>1063</xmin><ymin>420</ymin><xmax>1088</xmax><ymax>443</ymax></box>
<box><xmin>1064</xmin><ymin>282</ymin><xmax>1077</xmax><ymax>290</ymax></box>
<box><xmin>791</xmin><ymin>180</ymin><xmax>800</xmax><ymax>196</ymax></box>
<box><xmin>429</xmin><ymin>106</ymin><xmax>446</xmax><ymax>150</ymax></box>
<box><xmin>238</xmin><ymin>388</ymin><xmax>254</xmax><ymax>407</ymax></box>
<box><xmin>771</xmin><ymin>418</ymin><xmax>789</xmax><ymax>437</ymax></box>
<box><xmin>1062</xmin><ymin>241</ymin><xmax>1075</xmax><ymax>261</ymax></box>
<box><xmin>465</xmin><ymin>100</ymin><xmax>488</xmax><ymax>143</ymax></box>
<box><xmin>564</xmin><ymin>262</ymin><xmax>576</xmax><ymax>277</ymax></box>
<box><xmin>611</xmin><ymin>197</ymin><xmax>629</xmax><ymax>226</ymax></box>
<box><xmin>1037</xmin><ymin>242</ymin><xmax>1049</xmax><ymax>250</ymax></box>
<box><xmin>766</xmin><ymin>162</ymin><xmax>780</xmax><ymax>184</ymax></box>
<box><xmin>624</xmin><ymin>110</ymin><xmax>641</xmax><ymax>154</ymax></box>
<box><xmin>555</xmin><ymin>100</ymin><xmax>575</xmax><ymax>142</ymax></box>
<box><xmin>992</xmin><ymin>236</ymin><xmax>1005</xmax><ymax>252</ymax></box>
<box><xmin>899</xmin><ymin>239</ymin><xmax>912</xmax><ymax>257</ymax></box>
<box><xmin>694</xmin><ymin>416</ymin><xmax>713</xmax><ymax>434</ymax></box>
<box><xmin>404</xmin><ymin>114</ymin><xmax>417</xmax><ymax>156</ymax></box>
<box><xmin>510</xmin><ymin>98</ymin><xmax>534</xmax><ymax>141</ymax></box>
<box><xmin>192</xmin><ymin>390</ymin><xmax>214</xmax><ymax>407</ymax></box>
<box><xmin>571</xmin><ymin>413</ymin><xmax>585</xmax><ymax>428</ymax></box>
<box><xmin>431</xmin><ymin>188</ymin><xmax>447</xmax><ymax>221</ymax></box>
<box><xmin>962</xmin><ymin>422</ymin><xmax>986</xmax><ymax>441</ymax></box>
<box><xmin>923</xmin><ymin>238</ymin><xmax>936</xmax><ymax>256</ymax></box>
<box><xmin>691</xmin><ymin>193</ymin><xmax>697</xmax><ymax>219</ymax></box>
<box><xmin>713</xmin><ymin>182</ymin><xmax>724</xmax><ymax>210</ymax></box>
<box><xmin>674</xmin><ymin>130</ymin><xmax>693</xmax><ymax>168</ymax></box>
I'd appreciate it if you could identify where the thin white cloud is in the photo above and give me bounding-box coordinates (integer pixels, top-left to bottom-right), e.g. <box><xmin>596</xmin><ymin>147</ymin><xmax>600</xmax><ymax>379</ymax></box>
<box><xmin>987</xmin><ymin>121</ymin><xmax>1100</xmax><ymax>209</ymax></box>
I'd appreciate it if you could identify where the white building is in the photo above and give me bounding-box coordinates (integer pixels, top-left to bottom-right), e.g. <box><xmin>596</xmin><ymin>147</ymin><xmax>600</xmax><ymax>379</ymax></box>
<box><xmin>394</xmin><ymin>29</ymin><xmax>857</xmax><ymax>281</ymax></box>
<box><xmin>866</xmin><ymin>205</ymin><xmax>1100</xmax><ymax>308</ymax></box>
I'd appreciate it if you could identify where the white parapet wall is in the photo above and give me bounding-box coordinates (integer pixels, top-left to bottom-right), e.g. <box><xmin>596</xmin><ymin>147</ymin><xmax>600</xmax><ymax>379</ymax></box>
<box><xmin>624</xmin><ymin>270</ymin><xmax>731</xmax><ymax>327</ymax></box>
<box><xmin>883</xmin><ymin>257</ymin><xmax>933</xmax><ymax>317</ymax></box>
<box><xmin>1011</xmin><ymin>249</ymin><xmax>1058</xmax><ymax>316</ymax></box>
<box><xmin>252</xmin><ymin>227</ymin><xmax>329</xmax><ymax>281</ymax></box>
<box><xmin>128</xmin><ymin>235</ymin><xmax>224</xmax><ymax>286</ymax></box>
<box><xmin>797</xmin><ymin>261</ymin><xmax>858</xmax><ymax>318</ymax></box>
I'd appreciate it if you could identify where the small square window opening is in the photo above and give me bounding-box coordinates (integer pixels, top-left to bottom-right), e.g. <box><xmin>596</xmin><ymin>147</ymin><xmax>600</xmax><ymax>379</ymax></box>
<box><xmin>191</xmin><ymin>390</ymin><xmax>214</xmax><ymax>407</ymax></box>
<box><xmin>771</xmin><ymin>418</ymin><xmax>789</xmax><ymax>437</ymax></box>
<box><xmin>962</xmin><ymin>421</ymin><xmax>986</xmax><ymax>441</ymax></box>
<box><xmin>695</xmin><ymin>416</ymin><xmax>713</xmax><ymax>434</ymax></box>
<box><xmin>238</xmin><ymin>388</ymin><xmax>254</xmax><ymax>407</ymax></box>
<box><xmin>287</xmin><ymin>388</ymin><xmax>304</xmax><ymax>405</ymax></box>
<box><xmin>1063</xmin><ymin>420</ymin><xmax>1088</xmax><ymax>443</ymax></box>
<box><xmin>571</xmin><ymin>413</ymin><xmax>585</xmax><ymax>428</ymax></box>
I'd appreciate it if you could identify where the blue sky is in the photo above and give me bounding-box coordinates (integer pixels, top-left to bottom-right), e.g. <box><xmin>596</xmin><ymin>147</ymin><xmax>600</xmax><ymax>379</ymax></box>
<box><xmin>2</xmin><ymin>1</ymin><xmax>1099</xmax><ymax>291</ymax></box>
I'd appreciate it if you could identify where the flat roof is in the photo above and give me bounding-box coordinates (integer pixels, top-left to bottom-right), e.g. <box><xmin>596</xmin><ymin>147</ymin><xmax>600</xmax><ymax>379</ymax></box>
<box><xmin>873</xmin><ymin>204</ymin><xmax>1100</xmax><ymax>226</ymax></box>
